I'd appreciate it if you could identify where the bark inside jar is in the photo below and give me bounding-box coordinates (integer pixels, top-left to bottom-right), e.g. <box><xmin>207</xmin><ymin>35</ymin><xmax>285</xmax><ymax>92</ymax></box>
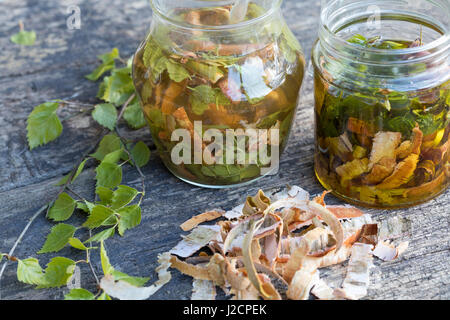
<box><xmin>314</xmin><ymin>34</ymin><xmax>450</xmax><ymax>207</ymax></box>
<box><xmin>133</xmin><ymin>3</ymin><xmax>305</xmax><ymax>186</ymax></box>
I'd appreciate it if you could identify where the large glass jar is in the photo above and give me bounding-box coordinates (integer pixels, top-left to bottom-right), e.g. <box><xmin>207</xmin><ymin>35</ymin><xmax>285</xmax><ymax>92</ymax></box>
<box><xmin>132</xmin><ymin>0</ymin><xmax>305</xmax><ymax>188</ymax></box>
<box><xmin>313</xmin><ymin>0</ymin><xmax>449</xmax><ymax>208</ymax></box>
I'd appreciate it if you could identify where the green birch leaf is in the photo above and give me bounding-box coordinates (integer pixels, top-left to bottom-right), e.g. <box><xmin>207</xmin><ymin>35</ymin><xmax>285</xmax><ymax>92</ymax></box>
<box><xmin>416</xmin><ymin>113</ymin><xmax>440</xmax><ymax>135</ymax></box>
<box><xmin>142</xmin><ymin>39</ymin><xmax>169</xmax><ymax>81</ymax></box>
<box><xmin>37</xmin><ymin>257</ymin><xmax>76</xmax><ymax>288</ymax></box>
<box><xmin>101</xmin><ymin>216</ymin><xmax>119</xmax><ymax>227</ymax></box>
<box><xmin>99</xmin><ymin>48</ymin><xmax>120</xmax><ymax>64</ymax></box>
<box><xmin>189</xmin><ymin>85</ymin><xmax>230</xmax><ymax>115</ymax></box>
<box><xmin>111</xmin><ymin>185</ymin><xmax>139</xmax><ymax>209</ymax></box>
<box><xmin>127</xmin><ymin>57</ymin><xmax>133</xmax><ymax>68</ymax></box>
<box><xmin>96</xmin><ymin>162</ymin><xmax>122</xmax><ymax>189</ymax></box>
<box><xmin>97</xmin><ymin>81</ymin><xmax>106</xmax><ymax>99</ymax></box>
<box><xmin>166</xmin><ymin>59</ymin><xmax>190</xmax><ymax>82</ymax></box>
<box><xmin>151</xmin><ymin>56</ymin><xmax>169</xmax><ymax>82</ymax></box>
<box><xmin>99</xmin><ymin>75</ymin><xmax>115</xmax><ymax>104</ymax></box>
<box><xmin>85</xmin><ymin>62</ymin><xmax>114</xmax><ymax>81</ymax></box>
<box><xmin>97</xmin><ymin>292</ymin><xmax>112</xmax><ymax>300</ymax></box>
<box><xmin>140</xmin><ymin>81</ymin><xmax>153</xmax><ymax>102</ymax></box>
<box><xmin>131</xmin><ymin>141</ymin><xmax>151</xmax><ymax>168</ymax></box>
<box><xmin>76</xmin><ymin>202</ymin><xmax>89</xmax><ymax>212</ymax></box>
<box><xmin>11</xmin><ymin>30</ymin><xmax>36</xmax><ymax>46</ymax></box>
<box><xmin>147</xmin><ymin>108</ymin><xmax>164</xmax><ymax>129</ymax></box>
<box><xmin>38</xmin><ymin>223</ymin><xmax>76</xmax><ymax>254</ymax></box>
<box><xmin>384</xmin><ymin>115</ymin><xmax>416</xmax><ymax>137</ymax></box>
<box><xmin>85</xmin><ymin>48</ymin><xmax>119</xmax><ymax>81</ymax></box>
<box><xmin>92</xmin><ymin>103</ymin><xmax>118</xmax><ymax>130</ymax></box>
<box><xmin>96</xmin><ymin>186</ymin><xmax>114</xmax><ymax>205</ymax></box>
<box><xmin>100</xmin><ymin>68</ymin><xmax>134</xmax><ymax>105</ymax></box>
<box><xmin>47</xmin><ymin>192</ymin><xmax>77</xmax><ymax>222</ymax></box>
<box><xmin>143</xmin><ymin>39</ymin><xmax>161</xmax><ymax>68</ymax></box>
<box><xmin>185</xmin><ymin>60</ymin><xmax>224</xmax><ymax>83</ymax></box>
<box><xmin>77</xmin><ymin>200</ymin><xmax>95</xmax><ymax>213</ymax></box>
<box><xmin>112</xmin><ymin>270</ymin><xmax>149</xmax><ymax>287</ymax></box>
<box><xmin>17</xmin><ymin>258</ymin><xmax>45</xmax><ymax>285</ymax></box>
<box><xmin>347</xmin><ymin>34</ymin><xmax>367</xmax><ymax>46</ymax></box>
<box><xmin>189</xmin><ymin>85</ymin><xmax>214</xmax><ymax>115</ymax></box>
<box><xmin>84</xmin><ymin>227</ymin><xmax>115</xmax><ymax>243</ymax></box>
<box><xmin>99</xmin><ymin>242</ymin><xmax>148</xmax><ymax>286</ymax></box>
<box><xmin>26</xmin><ymin>102</ymin><xmax>63</xmax><ymax>150</ymax></box>
<box><xmin>68</xmin><ymin>238</ymin><xmax>89</xmax><ymax>251</ymax></box>
<box><xmin>102</xmin><ymin>149</ymin><xmax>124</xmax><ymax>164</ymax></box>
<box><xmin>246</xmin><ymin>2</ymin><xmax>266</xmax><ymax>19</ymax></box>
<box><xmin>83</xmin><ymin>205</ymin><xmax>115</xmax><ymax>229</ymax></box>
<box><xmin>123</xmin><ymin>101</ymin><xmax>147</xmax><ymax>129</ymax></box>
<box><xmin>190</xmin><ymin>97</ymin><xmax>209</xmax><ymax>115</ymax></box>
<box><xmin>117</xmin><ymin>205</ymin><xmax>141</xmax><ymax>236</ymax></box>
<box><xmin>376</xmin><ymin>40</ymin><xmax>409</xmax><ymax>49</ymax></box>
<box><xmin>72</xmin><ymin>159</ymin><xmax>88</xmax><ymax>183</ymax></box>
<box><xmin>65</xmin><ymin>288</ymin><xmax>95</xmax><ymax>300</ymax></box>
<box><xmin>91</xmin><ymin>134</ymin><xmax>122</xmax><ymax>161</ymax></box>
<box><xmin>100</xmin><ymin>241</ymin><xmax>114</xmax><ymax>275</ymax></box>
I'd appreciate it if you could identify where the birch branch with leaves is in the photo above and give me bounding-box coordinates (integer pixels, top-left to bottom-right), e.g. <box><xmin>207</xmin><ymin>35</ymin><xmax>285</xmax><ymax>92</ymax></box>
<box><xmin>0</xmin><ymin>48</ymin><xmax>155</xmax><ymax>300</ymax></box>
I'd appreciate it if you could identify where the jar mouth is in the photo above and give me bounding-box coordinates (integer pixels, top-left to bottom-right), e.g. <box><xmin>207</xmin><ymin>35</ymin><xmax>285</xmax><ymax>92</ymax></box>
<box><xmin>150</xmin><ymin>0</ymin><xmax>282</xmax><ymax>32</ymax></box>
<box><xmin>319</xmin><ymin>0</ymin><xmax>450</xmax><ymax>64</ymax></box>
<box><xmin>322</xmin><ymin>23</ymin><xmax>450</xmax><ymax>57</ymax></box>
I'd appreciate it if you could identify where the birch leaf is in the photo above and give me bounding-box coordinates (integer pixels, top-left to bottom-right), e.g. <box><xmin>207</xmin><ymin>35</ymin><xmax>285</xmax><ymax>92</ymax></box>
<box><xmin>92</xmin><ymin>103</ymin><xmax>118</xmax><ymax>130</ymax></box>
<box><xmin>38</xmin><ymin>223</ymin><xmax>77</xmax><ymax>254</ymax></box>
<box><xmin>26</xmin><ymin>102</ymin><xmax>62</xmax><ymax>150</ymax></box>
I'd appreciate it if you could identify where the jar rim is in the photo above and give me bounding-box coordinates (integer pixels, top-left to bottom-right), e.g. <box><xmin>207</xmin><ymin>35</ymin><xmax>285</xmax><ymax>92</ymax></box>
<box><xmin>319</xmin><ymin>0</ymin><xmax>450</xmax><ymax>59</ymax></box>
<box><xmin>149</xmin><ymin>0</ymin><xmax>283</xmax><ymax>32</ymax></box>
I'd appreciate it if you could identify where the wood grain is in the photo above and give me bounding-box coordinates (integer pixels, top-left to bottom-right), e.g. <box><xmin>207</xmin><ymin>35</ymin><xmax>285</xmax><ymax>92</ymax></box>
<box><xmin>0</xmin><ymin>0</ymin><xmax>448</xmax><ymax>300</ymax></box>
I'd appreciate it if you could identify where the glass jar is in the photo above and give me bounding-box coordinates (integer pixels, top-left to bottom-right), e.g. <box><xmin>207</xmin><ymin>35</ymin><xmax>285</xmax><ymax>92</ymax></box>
<box><xmin>313</xmin><ymin>0</ymin><xmax>449</xmax><ymax>208</ymax></box>
<box><xmin>132</xmin><ymin>0</ymin><xmax>306</xmax><ymax>188</ymax></box>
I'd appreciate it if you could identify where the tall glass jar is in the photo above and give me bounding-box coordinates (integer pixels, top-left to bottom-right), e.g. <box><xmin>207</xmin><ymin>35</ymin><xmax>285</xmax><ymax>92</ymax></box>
<box><xmin>313</xmin><ymin>0</ymin><xmax>449</xmax><ymax>208</ymax></box>
<box><xmin>132</xmin><ymin>0</ymin><xmax>305</xmax><ymax>188</ymax></box>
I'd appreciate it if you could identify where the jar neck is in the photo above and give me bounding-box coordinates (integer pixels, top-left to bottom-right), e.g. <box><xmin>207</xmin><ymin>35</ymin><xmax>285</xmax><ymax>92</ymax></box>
<box><xmin>150</xmin><ymin>0</ymin><xmax>283</xmax><ymax>33</ymax></box>
<box><xmin>148</xmin><ymin>1</ymin><xmax>286</xmax><ymax>56</ymax></box>
<box><xmin>314</xmin><ymin>0</ymin><xmax>450</xmax><ymax>91</ymax></box>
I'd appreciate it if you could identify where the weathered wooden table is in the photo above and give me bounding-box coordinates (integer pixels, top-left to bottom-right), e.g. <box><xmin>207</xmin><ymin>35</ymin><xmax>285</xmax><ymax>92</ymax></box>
<box><xmin>0</xmin><ymin>0</ymin><xmax>448</xmax><ymax>300</ymax></box>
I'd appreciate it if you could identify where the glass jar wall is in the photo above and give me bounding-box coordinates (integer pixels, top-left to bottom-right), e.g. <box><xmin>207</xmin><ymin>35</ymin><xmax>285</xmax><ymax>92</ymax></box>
<box><xmin>132</xmin><ymin>0</ymin><xmax>305</xmax><ymax>188</ymax></box>
<box><xmin>313</xmin><ymin>0</ymin><xmax>450</xmax><ymax>208</ymax></box>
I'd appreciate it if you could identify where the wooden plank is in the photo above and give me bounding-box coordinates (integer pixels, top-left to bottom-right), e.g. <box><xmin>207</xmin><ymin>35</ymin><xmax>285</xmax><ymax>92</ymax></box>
<box><xmin>0</xmin><ymin>0</ymin><xmax>448</xmax><ymax>300</ymax></box>
<box><xmin>0</xmin><ymin>130</ymin><xmax>449</xmax><ymax>299</ymax></box>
